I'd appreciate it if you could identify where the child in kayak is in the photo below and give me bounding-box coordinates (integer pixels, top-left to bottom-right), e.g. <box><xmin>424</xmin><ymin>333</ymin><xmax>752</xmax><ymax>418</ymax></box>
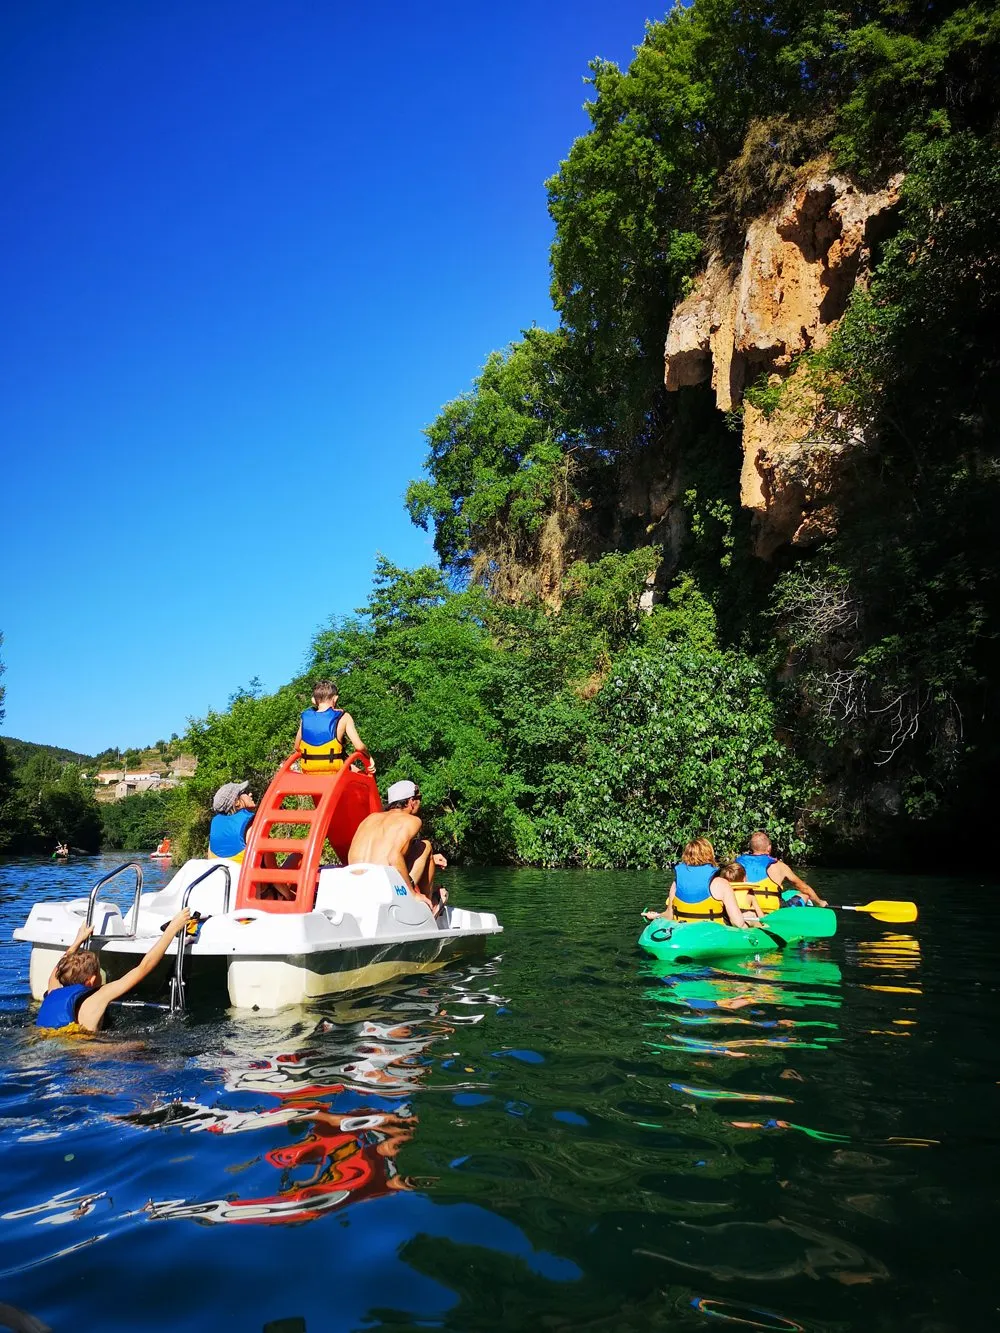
<box><xmin>643</xmin><ymin>840</ymin><xmax>752</xmax><ymax>928</ymax></box>
<box><xmin>737</xmin><ymin>831</ymin><xmax>827</xmax><ymax>911</ymax></box>
<box><xmin>36</xmin><ymin>911</ymin><xmax>190</xmax><ymax>1033</ymax></box>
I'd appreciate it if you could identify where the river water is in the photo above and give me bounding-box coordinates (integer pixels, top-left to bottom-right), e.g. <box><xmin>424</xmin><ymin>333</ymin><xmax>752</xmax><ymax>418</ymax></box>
<box><xmin>0</xmin><ymin>854</ymin><xmax>996</xmax><ymax>1332</ymax></box>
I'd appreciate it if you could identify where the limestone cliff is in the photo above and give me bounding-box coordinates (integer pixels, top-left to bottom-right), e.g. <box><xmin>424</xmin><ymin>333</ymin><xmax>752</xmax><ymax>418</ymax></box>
<box><xmin>664</xmin><ymin>171</ymin><xmax>902</xmax><ymax>557</ymax></box>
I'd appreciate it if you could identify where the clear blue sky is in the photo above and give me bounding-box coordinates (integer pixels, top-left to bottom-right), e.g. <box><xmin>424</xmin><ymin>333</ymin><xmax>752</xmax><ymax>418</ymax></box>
<box><xmin>1</xmin><ymin>0</ymin><xmax>660</xmax><ymax>755</ymax></box>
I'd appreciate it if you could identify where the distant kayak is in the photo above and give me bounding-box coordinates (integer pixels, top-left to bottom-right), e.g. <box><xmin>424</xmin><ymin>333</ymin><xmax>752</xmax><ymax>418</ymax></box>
<box><xmin>638</xmin><ymin>905</ymin><xmax>837</xmax><ymax>962</ymax></box>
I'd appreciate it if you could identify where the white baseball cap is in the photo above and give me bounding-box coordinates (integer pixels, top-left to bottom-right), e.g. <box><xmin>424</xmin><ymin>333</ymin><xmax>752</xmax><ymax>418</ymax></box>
<box><xmin>386</xmin><ymin>780</ymin><xmax>418</xmax><ymax>804</ymax></box>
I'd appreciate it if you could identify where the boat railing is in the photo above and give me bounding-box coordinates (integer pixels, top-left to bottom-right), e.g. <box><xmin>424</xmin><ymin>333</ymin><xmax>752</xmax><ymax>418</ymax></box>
<box><xmin>169</xmin><ymin>863</ymin><xmax>232</xmax><ymax>1015</ymax></box>
<box><xmin>84</xmin><ymin>861</ymin><xmax>144</xmax><ymax>940</ymax></box>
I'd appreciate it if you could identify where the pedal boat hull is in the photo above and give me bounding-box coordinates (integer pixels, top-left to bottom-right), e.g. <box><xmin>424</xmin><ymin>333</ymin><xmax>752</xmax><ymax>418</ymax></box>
<box><xmin>15</xmin><ymin>860</ymin><xmax>501</xmax><ymax>1012</ymax></box>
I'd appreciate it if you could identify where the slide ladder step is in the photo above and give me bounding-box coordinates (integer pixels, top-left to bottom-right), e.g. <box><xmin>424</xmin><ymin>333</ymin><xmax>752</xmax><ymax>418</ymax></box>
<box><xmin>234</xmin><ymin>752</ymin><xmax>380</xmax><ymax>914</ymax></box>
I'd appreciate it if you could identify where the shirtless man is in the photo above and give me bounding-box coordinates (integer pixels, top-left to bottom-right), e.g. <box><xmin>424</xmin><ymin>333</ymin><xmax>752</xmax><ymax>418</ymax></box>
<box><xmin>347</xmin><ymin>780</ymin><xmax>447</xmax><ymax>912</ymax></box>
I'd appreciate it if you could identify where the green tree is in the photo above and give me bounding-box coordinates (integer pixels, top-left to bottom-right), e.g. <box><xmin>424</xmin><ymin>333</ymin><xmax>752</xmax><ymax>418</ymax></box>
<box><xmin>406</xmin><ymin>329</ymin><xmax>580</xmax><ymax>592</ymax></box>
<box><xmin>101</xmin><ymin>787</ymin><xmax>183</xmax><ymax>853</ymax></box>
<box><xmin>536</xmin><ymin>643</ymin><xmax>814</xmax><ymax>868</ymax></box>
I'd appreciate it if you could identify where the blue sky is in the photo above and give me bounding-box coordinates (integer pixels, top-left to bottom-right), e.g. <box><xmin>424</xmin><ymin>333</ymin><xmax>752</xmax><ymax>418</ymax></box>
<box><xmin>1</xmin><ymin>0</ymin><xmax>660</xmax><ymax>755</ymax></box>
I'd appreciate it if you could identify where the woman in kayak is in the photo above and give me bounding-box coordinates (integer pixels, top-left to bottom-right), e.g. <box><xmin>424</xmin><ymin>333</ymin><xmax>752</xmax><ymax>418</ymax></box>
<box><xmin>644</xmin><ymin>840</ymin><xmax>753</xmax><ymax>927</ymax></box>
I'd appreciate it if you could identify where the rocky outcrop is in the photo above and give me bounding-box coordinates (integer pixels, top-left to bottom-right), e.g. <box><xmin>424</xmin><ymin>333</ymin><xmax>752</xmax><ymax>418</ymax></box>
<box><xmin>665</xmin><ymin>171</ymin><xmax>902</xmax><ymax>555</ymax></box>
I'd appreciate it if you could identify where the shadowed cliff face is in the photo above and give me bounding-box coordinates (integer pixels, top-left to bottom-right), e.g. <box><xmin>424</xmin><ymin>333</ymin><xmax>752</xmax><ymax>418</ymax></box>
<box><xmin>664</xmin><ymin>172</ymin><xmax>902</xmax><ymax>558</ymax></box>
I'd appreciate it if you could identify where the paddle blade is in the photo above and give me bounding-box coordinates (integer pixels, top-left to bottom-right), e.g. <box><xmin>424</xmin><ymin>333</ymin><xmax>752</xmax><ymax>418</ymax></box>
<box><xmin>843</xmin><ymin>900</ymin><xmax>919</xmax><ymax>923</ymax></box>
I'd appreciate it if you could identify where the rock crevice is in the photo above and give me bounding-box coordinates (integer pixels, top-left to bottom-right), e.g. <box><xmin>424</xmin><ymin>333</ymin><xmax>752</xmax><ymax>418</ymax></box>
<box><xmin>665</xmin><ymin>171</ymin><xmax>902</xmax><ymax>556</ymax></box>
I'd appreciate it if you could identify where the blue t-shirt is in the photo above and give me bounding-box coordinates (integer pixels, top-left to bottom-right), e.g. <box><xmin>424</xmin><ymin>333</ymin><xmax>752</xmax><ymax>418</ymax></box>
<box><xmin>209</xmin><ymin>808</ymin><xmax>254</xmax><ymax>859</ymax></box>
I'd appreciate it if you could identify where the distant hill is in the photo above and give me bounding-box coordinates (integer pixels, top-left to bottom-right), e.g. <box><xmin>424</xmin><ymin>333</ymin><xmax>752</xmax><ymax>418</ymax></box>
<box><xmin>1</xmin><ymin>737</ymin><xmax>93</xmax><ymax>768</ymax></box>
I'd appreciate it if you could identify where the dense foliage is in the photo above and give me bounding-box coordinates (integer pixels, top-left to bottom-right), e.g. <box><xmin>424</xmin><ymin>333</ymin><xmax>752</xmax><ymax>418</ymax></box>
<box><xmin>1</xmin><ymin>639</ymin><xmax>103</xmax><ymax>854</ymax></box>
<box><xmin>99</xmin><ymin>787</ymin><xmax>184</xmax><ymax>853</ymax></box>
<box><xmin>170</xmin><ymin>557</ymin><xmax>810</xmax><ymax>866</ymax></box>
<box><xmin>0</xmin><ymin>748</ymin><xmax>102</xmax><ymax>855</ymax></box>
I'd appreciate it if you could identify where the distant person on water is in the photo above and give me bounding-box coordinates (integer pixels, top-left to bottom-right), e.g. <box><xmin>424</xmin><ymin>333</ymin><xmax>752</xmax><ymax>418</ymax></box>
<box><xmin>737</xmin><ymin>831</ymin><xmax>827</xmax><ymax>910</ymax></box>
<box><xmin>36</xmin><ymin>911</ymin><xmax>191</xmax><ymax>1033</ymax></box>
<box><xmin>208</xmin><ymin>782</ymin><xmax>256</xmax><ymax>862</ymax></box>
<box><xmin>347</xmin><ymin>780</ymin><xmax>447</xmax><ymax>914</ymax></box>
<box><xmin>54</xmin><ymin>842</ymin><xmax>69</xmax><ymax>859</ymax></box>
<box><xmin>294</xmin><ymin>680</ymin><xmax>373</xmax><ymax>774</ymax></box>
<box><xmin>643</xmin><ymin>837</ymin><xmax>751</xmax><ymax>928</ymax></box>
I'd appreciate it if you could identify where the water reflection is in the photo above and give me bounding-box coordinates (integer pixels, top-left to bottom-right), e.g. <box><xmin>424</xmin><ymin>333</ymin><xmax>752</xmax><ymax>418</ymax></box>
<box><xmin>4</xmin><ymin>860</ymin><xmax>997</xmax><ymax>1332</ymax></box>
<box><xmin>127</xmin><ymin>992</ymin><xmax>455</xmax><ymax>1226</ymax></box>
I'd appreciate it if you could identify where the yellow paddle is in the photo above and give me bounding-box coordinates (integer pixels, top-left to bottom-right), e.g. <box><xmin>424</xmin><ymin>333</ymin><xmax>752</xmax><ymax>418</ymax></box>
<box><xmin>833</xmin><ymin>899</ymin><xmax>918</xmax><ymax>924</ymax></box>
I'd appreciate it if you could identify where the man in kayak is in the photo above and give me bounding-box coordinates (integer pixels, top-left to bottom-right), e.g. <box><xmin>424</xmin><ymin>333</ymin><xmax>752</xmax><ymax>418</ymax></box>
<box><xmin>347</xmin><ymin>780</ymin><xmax>447</xmax><ymax>913</ymax></box>
<box><xmin>36</xmin><ymin>910</ymin><xmax>191</xmax><ymax>1033</ymax></box>
<box><xmin>737</xmin><ymin>831</ymin><xmax>827</xmax><ymax>911</ymax></box>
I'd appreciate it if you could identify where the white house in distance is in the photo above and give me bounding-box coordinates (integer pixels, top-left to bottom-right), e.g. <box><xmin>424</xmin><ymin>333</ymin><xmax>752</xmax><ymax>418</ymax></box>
<box><xmin>94</xmin><ymin>756</ymin><xmax>196</xmax><ymax>801</ymax></box>
<box><xmin>112</xmin><ymin>775</ymin><xmax>182</xmax><ymax>800</ymax></box>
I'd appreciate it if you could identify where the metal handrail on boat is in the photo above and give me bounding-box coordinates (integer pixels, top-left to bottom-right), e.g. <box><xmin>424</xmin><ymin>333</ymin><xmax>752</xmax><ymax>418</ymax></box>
<box><xmin>84</xmin><ymin>861</ymin><xmax>144</xmax><ymax>940</ymax></box>
<box><xmin>169</xmin><ymin>863</ymin><xmax>232</xmax><ymax>1015</ymax></box>
<box><xmin>179</xmin><ymin>862</ymin><xmax>232</xmax><ymax>917</ymax></box>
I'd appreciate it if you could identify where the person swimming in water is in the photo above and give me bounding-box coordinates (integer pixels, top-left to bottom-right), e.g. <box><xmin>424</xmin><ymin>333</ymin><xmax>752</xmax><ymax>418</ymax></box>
<box><xmin>35</xmin><ymin>911</ymin><xmax>190</xmax><ymax>1033</ymax></box>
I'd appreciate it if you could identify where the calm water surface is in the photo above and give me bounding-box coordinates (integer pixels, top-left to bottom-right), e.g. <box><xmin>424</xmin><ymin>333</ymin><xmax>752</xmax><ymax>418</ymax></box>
<box><xmin>0</xmin><ymin>855</ymin><xmax>997</xmax><ymax>1332</ymax></box>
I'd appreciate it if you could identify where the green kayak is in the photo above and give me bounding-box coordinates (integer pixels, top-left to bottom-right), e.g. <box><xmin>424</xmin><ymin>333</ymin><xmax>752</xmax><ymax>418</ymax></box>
<box><xmin>638</xmin><ymin>906</ymin><xmax>837</xmax><ymax>962</ymax></box>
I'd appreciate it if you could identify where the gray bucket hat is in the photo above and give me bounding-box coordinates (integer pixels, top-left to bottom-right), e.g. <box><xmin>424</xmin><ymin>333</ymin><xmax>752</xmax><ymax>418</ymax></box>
<box><xmin>213</xmin><ymin>780</ymin><xmax>250</xmax><ymax>814</ymax></box>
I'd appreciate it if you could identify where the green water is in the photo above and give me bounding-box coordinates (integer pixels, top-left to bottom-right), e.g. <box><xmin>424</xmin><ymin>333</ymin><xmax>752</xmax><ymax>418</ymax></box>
<box><xmin>0</xmin><ymin>857</ymin><xmax>995</xmax><ymax>1332</ymax></box>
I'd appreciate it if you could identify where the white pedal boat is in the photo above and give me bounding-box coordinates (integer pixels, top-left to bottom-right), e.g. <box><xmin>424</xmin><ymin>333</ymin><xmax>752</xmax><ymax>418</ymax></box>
<box><xmin>14</xmin><ymin>753</ymin><xmax>502</xmax><ymax>1013</ymax></box>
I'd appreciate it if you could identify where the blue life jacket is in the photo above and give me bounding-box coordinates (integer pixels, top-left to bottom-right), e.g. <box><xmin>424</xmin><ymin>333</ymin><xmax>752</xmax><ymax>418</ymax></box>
<box><xmin>737</xmin><ymin>853</ymin><xmax>777</xmax><ymax>882</ymax></box>
<box><xmin>208</xmin><ymin>809</ymin><xmax>254</xmax><ymax>861</ymax></box>
<box><xmin>36</xmin><ymin>983</ymin><xmax>91</xmax><ymax>1029</ymax></box>
<box><xmin>299</xmin><ymin>708</ymin><xmax>346</xmax><ymax>772</ymax></box>
<box><xmin>673</xmin><ymin>862</ymin><xmax>718</xmax><ymax>902</ymax></box>
<box><xmin>672</xmin><ymin>862</ymin><xmax>723</xmax><ymax>919</ymax></box>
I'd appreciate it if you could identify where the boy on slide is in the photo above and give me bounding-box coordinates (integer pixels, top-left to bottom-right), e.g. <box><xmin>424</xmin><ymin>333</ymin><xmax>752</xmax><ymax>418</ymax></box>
<box><xmin>35</xmin><ymin>911</ymin><xmax>190</xmax><ymax>1033</ymax></box>
<box><xmin>294</xmin><ymin>679</ymin><xmax>373</xmax><ymax>774</ymax></box>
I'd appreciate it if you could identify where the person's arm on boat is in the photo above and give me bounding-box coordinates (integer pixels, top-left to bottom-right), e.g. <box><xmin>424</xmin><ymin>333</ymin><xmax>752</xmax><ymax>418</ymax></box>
<box><xmin>407</xmin><ymin>840</ymin><xmax>434</xmax><ymax>901</ymax></box>
<box><xmin>76</xmin><ymin>910</ymin><xmax>190</xmax><ymax>1032</ymax></box>
<box><xmin>46</xmin><ymin>922</ymin><xmax>94</xmax><ymax>994</ymax></box>
<box><xmin>339</xmin><ymin>712</ymin><xmax>375</xmax><ymax>773</ymax></box>
<box><xmin>642</xmin><ymin>886</ymin><xmax>677</xmax><ymax>921</ymax></box>
<box><xmin>389</xmin><ymin>817</ymin><xmax>423</xmax><ymax>892</ymax></box>
<box><xmin>293</xmin><ymin>720</ymin><xmax>303</xmax><ymax>753</ymax></box>
<box><xmin>773</xmin><ymin>862</ymin><xmax>826</xmax><ymax>906</ymax></box>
